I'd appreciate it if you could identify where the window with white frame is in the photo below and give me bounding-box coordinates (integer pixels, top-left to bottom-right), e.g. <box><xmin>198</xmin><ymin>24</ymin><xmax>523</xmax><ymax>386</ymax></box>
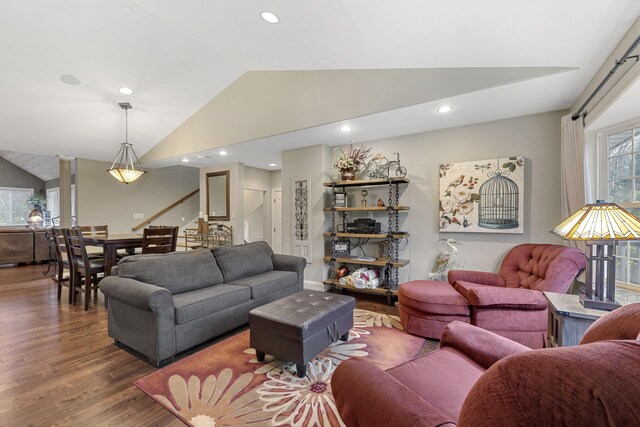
<box><xmin>46</xmin><ymin>185</ymin><xmax>76</xmax><ymax>220</ymax></box>
<box><xmin>605</xmin><ymin>124</ymin><xmax>640</xmax><ymax>288</ymax></box>
<box><xmin>0</xmin><ymin>187</ymin><xmax>33</xmax><ymax>226</ymax></box>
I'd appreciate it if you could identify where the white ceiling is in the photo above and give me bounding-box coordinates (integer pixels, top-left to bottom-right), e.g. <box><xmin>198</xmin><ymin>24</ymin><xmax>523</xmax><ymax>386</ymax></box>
<box><xmin>0</xmin><ymin>1</ymin><xmax>639</xmax><ymax>170</ymax></box>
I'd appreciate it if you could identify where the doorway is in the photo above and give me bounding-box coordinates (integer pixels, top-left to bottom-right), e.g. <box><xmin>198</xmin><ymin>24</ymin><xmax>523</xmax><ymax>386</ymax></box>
<box><xmin>271</xmin><ymin>188</ymin><xmax>282</xmax><ymax>253</ymax></box>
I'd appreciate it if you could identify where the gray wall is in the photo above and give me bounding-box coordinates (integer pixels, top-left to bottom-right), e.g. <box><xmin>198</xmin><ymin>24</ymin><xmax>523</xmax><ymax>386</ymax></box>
<box><xmin>281</xmin><ymin>110</ymin><xmax>565</xmax><ymax>284</ymax></box>
<box><xmin>0</xmin><ymin>157</ymin><xmax>44</xmax><ymax>192</ymax></box>
<box><xmin>76</xmin><ymin>159</ymin><xmax>199</xmax><ymax>233</ymax></box>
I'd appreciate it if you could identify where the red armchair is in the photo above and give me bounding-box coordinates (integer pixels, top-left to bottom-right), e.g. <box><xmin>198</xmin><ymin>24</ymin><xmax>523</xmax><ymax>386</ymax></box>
<box><xmin>332</xmin><ymin>303</ymin><xmax>640</xmax><ymax>427</ymax></box>
<box><xmin>398</xmin><ymin>243</ymin><xmax>585</xmax><ymax>348</ymax></box>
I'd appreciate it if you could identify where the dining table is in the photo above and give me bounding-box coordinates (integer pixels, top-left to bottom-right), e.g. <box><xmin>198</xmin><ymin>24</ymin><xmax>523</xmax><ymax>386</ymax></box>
<box><xmin>82</xmin><ymin>233</ymin><xmax>143</xmax><ymax>276</ymax></box>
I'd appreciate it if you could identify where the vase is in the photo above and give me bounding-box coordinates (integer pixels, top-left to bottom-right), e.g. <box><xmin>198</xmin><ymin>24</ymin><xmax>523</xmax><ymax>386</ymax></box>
<box><xmin>340</xmin><ymin>168</ymin><xmax>356</xmax><ymax>181</ymax></box>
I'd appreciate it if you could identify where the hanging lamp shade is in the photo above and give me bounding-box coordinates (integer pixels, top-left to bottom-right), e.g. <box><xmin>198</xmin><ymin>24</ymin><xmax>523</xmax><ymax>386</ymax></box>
<box><xmin>107</xmin><ymin>102</ymin><xmax>146</xmax><ymax>184</ymax></box>
<box><xmin>552</xmin><ymin>200</ymin><xmax>640</xmax><ymax>240</ymax></box>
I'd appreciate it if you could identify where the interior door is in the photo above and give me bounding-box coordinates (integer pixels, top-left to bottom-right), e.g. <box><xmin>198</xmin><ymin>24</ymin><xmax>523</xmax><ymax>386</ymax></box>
<box><xmin>271</xmin><ymin>188</ymin><xmax>282</xmax><ymax>253</ymax></box>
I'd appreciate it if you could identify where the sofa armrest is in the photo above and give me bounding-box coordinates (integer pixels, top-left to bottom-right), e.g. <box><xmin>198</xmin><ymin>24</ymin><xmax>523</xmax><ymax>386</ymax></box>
<box><xmin>466</xmin><ymin>286</ymin><xmax>548</xmax><ymax>309</ymax></box>
<box><xmin>100</xmin><ymin>276</ymin><xmax>174</xmax><ymax>316</ymax></box>
<box><xmin>448</xmin><ymin>270</ymin><xmax>506</xmax><ymax>287</ymax></box>
<box><xmin>332</xmin><ymin>358</ymin><xmax>455</xmax><ymax>427</ymax></box>
<box><xmin>272</xmin><ymin>253</ymin><xmax>307</xmax><ymax>291</ymax></box>
<box><xmin>440</xmin><ymin>321</ymin><xmax>531</xmax><ymax>369</ymax></box>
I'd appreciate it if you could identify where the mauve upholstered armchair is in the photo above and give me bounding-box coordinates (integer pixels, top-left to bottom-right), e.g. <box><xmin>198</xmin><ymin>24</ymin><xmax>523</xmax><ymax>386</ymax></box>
<box><xmin>398</xmin><ymin>243</ymin><xmax>585</xmax><ymax>348</ymax></box>
<box><xmin>332</xmin><ymin>303</ymin><xmax>640</xmax><ymax>427</ymax></box>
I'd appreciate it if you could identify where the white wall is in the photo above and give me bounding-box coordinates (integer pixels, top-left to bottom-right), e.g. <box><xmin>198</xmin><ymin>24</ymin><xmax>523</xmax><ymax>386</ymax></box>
<box><xmin>351</xmin><ymin>110</ymin><xmax>565</xmax><ymax>280</ymax></box>
<box><xmin>244</xmin><ymin>166</ymin><xmax>273</xmax><ymax>245</ymax></box>
<box><xmin>281</xmin><ymin>112</ymin><xmax>565</xmax><ymax>284</ymax></box>
<box><xmin>244</xmin><ymin>189</ymin><xmax>265</xmax><ymax>242</ymax></box>
<box><xmin>199</xmin><ymin>163</ymin><xmax>274</xmax><ymax>245</ymax></box>
<box><xmin>76</xmin><ymin>159</ymin><xmax>199</xmax><ymax>233</ymax></box>
<box><xmin>282</xmin><ymin>145</ymin><xmax>333</xmax><ymax>285</ymax></box>
<box><xmin>199</xmin><ymin>162</ymin><xmax>244</xmax><ymax>244</ymax></box>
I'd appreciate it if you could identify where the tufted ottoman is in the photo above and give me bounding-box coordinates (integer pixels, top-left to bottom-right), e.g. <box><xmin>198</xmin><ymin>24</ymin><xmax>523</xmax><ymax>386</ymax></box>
<box><xmin>249</xmin><ymin>290</ymin><xmax>355</xmax><ymax>378</ymax></box>
<box><xmin>398</xmin><ymin>280</ymin><xmax>471</xmax><ymax>339</ymax></box>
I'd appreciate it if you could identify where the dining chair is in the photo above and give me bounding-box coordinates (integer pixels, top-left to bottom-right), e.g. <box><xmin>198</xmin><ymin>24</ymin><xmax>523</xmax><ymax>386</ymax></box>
<box><xmin>52</xmin><ymin>228</ymin><xmax>73</xmax><ymax>304</ymax></box>
<box><xmin>141</xmin><ymin>226</ymin><xmax>179</xmax><ymax>254</ymax></box>
<box><xmin>78</xmin><ymin>225</ymin><xmax>109</xmax><ymax>258</ymax></box>
<box><xmin>64</xmin><ymin>228</ymin><xmax>105</xmax><ymax>311</ymax></box>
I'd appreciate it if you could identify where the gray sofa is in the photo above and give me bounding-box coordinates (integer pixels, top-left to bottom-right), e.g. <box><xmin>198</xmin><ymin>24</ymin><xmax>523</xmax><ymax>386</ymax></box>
<box><xmin>99</xmin><ymin>242</ymin><xmax>306</xmax><ymax>366</ymax></box>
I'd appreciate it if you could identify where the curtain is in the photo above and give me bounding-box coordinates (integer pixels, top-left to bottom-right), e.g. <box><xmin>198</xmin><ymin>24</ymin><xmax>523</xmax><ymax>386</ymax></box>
<box><xmin>560</xmin><ymin>114</ymin><xmax>592</xmax><ymax>249</ymax></box>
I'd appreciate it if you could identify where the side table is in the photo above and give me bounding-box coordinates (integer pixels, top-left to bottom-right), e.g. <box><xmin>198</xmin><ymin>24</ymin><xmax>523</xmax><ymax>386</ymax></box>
<box><xmin>544</xmin><ymin>292</ymin><xmax>606</xmax><ymax>347</ymax></box>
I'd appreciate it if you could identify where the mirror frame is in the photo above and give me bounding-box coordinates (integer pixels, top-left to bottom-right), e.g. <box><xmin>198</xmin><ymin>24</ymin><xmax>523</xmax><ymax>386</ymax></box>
<box><xmin>206</xmin><ymin>170</ymin><xmax>230</xmax><ymax>221</ymax></box>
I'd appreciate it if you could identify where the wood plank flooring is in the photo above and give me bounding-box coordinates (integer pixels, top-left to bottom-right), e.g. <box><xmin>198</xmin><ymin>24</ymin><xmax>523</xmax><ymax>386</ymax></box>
<box><xmin>0</xmin><ymin>264</ymin><xmax>402</xmax><ymax>426</ymax></box>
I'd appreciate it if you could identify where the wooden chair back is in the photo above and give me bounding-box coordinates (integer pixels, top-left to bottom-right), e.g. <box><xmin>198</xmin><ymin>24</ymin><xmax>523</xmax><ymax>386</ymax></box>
<box><xmin>52</xmin><ymin>227</ymin><xmax>73</xmax><ymax>303</ymax></box>
<box><xmin>64</xmin><ymin>228</ymin><xmax>93</xmax><ymax>273</ymax></box>
<box><xmin>142</xmin><ymin>226</ymin><xmax>178</xmax><ymax>254</ymax></box>
<box><xmin>78</xmin><ymin>225</ymin><xmax>108</xmax><ymax>238</ymax></box>
<box><xmin>64</xmin><ymin>228</ymin><xmax>105</xmax><ymax>310</ymax></box>
<box><xmin>52</xmin><ymin>227</ymin><xmax>69</xmax><ymax>264</ymax></box>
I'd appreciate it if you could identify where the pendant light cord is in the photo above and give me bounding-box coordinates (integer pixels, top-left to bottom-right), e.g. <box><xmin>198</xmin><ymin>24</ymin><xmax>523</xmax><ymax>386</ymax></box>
<box><xmin>124</xmin><ymin>106</ymin><xmax>129</xmax><ymax>144</ymax></box>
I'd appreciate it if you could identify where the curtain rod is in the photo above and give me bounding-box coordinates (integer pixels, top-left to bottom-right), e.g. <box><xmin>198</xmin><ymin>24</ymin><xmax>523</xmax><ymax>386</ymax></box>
<box><xmin>571</xmin><ymin>34</ymin><xmax>640</xmax><ymax>121</ymax></box>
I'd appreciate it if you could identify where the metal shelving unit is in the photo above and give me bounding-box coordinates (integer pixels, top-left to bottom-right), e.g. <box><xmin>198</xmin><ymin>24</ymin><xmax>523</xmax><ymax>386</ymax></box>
<box><xmin>323</xmin><ymin>177</ymin><xmax>410</xmax><ymax>304</ymax></box>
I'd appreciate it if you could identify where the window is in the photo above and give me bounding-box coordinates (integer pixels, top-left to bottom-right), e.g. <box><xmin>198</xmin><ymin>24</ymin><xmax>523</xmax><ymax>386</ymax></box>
<box><xmin>0</xmin><ymin>187</ymin><xmax>33</xmax><ymax>226</ymax></box>
<box><xmin>46</xmin><ymin>185</ymin><xmax>76</xmax><ymax>220</ymax></box>
<box><xmin>605</xmin><ymin>125</ymin><xmax>640</xmax><ymax>288</ymax></box>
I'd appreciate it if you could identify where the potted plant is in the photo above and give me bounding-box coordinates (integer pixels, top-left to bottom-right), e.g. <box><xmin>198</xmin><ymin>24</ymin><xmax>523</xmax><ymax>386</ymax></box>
<box><xmin>334</xmin><ymin>144</ymin><xmax>372</xmax><ymax>181</ymax></box>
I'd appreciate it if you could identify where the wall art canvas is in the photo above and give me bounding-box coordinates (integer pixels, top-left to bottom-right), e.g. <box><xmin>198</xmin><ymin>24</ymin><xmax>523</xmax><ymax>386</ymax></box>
<box><xmin>439</xmin><ymin>156</ymin><xmax>524</xmax><ymax>234</ymax></box>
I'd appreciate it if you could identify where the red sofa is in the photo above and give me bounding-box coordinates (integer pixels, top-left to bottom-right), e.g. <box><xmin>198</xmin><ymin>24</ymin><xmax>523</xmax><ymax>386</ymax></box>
<box><xmin>398</xmin><ymin>244</ymin><xmax>585</xmax><ymax>348</ymax></box>
<box><xmin>332</xmin><ymin>303</ymin><xmax>640</xmax><ymax>427</ymax></box>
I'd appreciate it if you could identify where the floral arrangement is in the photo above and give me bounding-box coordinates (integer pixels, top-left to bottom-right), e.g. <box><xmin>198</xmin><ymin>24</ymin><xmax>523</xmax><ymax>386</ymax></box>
<box><xmin>439</xmin><ymin>175</ymin><xmax>480</xmax><ymax>228</ymax></box>
<box><xmin>334</xmin><ymin>144</ymin><xmax>372</xmax><ymax>172</ymax></box>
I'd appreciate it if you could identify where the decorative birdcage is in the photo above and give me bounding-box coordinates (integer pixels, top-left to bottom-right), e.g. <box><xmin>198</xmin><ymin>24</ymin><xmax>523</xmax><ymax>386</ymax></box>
<box><xmin>478</xmin><ymin>171</ymin><xmax>519</xmax><ymax>229</ymax></box>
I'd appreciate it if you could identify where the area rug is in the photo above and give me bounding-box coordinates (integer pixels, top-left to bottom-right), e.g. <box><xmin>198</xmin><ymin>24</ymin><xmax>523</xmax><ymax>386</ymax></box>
<box><xmin>135</xmin><ymin>309</ymin><xmax>425</xmax><ymax>427</ymax></box>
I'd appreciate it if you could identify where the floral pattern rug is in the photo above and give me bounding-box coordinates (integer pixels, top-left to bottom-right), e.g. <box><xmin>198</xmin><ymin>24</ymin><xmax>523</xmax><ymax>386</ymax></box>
<box><xmin>134</xmin><ymin>309</ymin><xmax>425</xmax><ymax>427</ymax></box>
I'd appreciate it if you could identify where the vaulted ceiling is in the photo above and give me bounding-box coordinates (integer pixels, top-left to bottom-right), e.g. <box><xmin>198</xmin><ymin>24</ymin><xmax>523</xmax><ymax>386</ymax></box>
<box><xmin>1</xmin><ymin>1</ymin><xmax>639</xmax><ymax>170</ymax></box>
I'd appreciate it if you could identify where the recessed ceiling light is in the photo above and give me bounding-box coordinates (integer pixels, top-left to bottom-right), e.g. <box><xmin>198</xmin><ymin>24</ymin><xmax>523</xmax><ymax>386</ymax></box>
<box><xmin>437</xmin><ymin>105</ymin><xmax>453</xmax><ymax>113</ymax></box>
<box><xmin>181</xmin><ymin>158</ymin><xmax>189</xmax><ymax>163</ymax></box>
<box><xmin>269</xmin><ymin>163</ymin><xmax>277</xmax><ymax>167</ymax></box>
<box><xmin>60</xmin><ymin>74</ymin><xmax>81</xmax><ymax>85</ymax></box>
<box><xmin>340</xmin><ymin>125</ymin><xmax>352</xmax><ymax>133</ymax></box>
<box><xmin>261</xmin><ymin>11</ymin><xmax>279</xmax><ymax>24</ymax></box>
<box><xmin>219</xmin><ymin>150</ymin><xmax>228</xmax><ymax>156</ymax></box>
<box><xmin>119</xmin><ymin>87</ymin><xmax>133</xmax><ymax>95</ymax></box>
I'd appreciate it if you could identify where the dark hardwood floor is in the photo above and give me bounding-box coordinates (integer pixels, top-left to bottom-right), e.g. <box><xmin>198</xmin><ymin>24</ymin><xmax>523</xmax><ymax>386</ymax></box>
<box><xmin>0</xmin><ymin>264</ymin><xmax>402</xmax><ymax>426</ymax></box>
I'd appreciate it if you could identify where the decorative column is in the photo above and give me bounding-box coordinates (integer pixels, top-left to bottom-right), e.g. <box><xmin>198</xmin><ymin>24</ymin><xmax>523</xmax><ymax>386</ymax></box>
<box><xmin>58</xmin><ymin>156</ymin><xmax>73</xmax><ymax>228</ymax></box>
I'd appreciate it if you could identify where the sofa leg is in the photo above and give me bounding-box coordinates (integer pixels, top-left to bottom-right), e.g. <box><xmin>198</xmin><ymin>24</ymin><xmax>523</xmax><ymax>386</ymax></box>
<box><xmin>255</xmin><ymin>350</ymin><xmax>265</xmax><ymax>362</ymax></box>
<box><xmin>296</xmin><ymin>363</ymin><xmax>307</xmax><ymax>378</ymax></box>
<box><xmin>340</xmin><ymin>331</ymin><xmax>349</xmax><ymax>341</ymax></box>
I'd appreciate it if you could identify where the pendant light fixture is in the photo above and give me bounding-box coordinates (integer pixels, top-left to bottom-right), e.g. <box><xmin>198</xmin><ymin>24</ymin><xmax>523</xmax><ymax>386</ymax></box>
<box><xmin>107</xmin><ymin>102</ymin><xmax>147</xmax><ymax>184</ymax></box>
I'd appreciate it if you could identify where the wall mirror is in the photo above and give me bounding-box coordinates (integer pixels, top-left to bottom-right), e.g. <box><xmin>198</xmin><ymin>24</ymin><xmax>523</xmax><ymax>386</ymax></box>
<box><xmin>206</xmin><ymin>170</ymin><xmax>230</xmax><ymax>221</ymax></box>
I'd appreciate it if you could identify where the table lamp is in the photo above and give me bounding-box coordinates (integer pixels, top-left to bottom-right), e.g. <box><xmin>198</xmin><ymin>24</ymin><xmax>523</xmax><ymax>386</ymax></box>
<box><xmin>28</xmin><ymin>208</ymin><xmax>44</xmax><ymax>229</ymax></box>
<box><xmin>552</xmin><ymin>200</ymin><xmax>640</xmax><ymax>310</ymax></box>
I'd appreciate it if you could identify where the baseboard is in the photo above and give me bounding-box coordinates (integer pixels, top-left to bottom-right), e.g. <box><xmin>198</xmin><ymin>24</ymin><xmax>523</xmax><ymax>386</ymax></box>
<box><xmin>304</xmin><ymin>280</ymin><xmax>328</xmax><ymax>291</ymax></box>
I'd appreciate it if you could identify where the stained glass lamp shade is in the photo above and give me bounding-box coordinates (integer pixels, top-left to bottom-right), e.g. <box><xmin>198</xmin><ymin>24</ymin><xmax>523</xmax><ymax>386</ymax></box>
<box><xmin>552</xmin><ymin>200</ymin><xmax>640</xmax><ymax>310</ymax></box>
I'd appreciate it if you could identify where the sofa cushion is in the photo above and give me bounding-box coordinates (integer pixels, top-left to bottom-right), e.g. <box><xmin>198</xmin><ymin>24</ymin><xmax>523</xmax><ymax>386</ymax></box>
<box><xmin>213</xmin><ymin>241</ymin><xmax>274</xmax><ymax>282</ymax></box>
<box><xmin>498</xmin><ymin>244</ymin><xmax>585</xmax><ymax>292</ymax></box>
<box><xmin>116</xmin><ymin>249</ymin><xmax>224</xmax><ymax>294</ymax></box>
<box><xmin>227</xmin><ymin>270</ymin><xmax>298</xmax><ymax>300</ymax></box>
<box><xmin>387</xmin><ymin>347</ymin><xmax>484</xmax><ymax>422</ymax></box>
<box><xmin>453</xmin><ymin>281</ymin><xmax>494</xmax><ymax>301</ymax></box>
<box><xmin>399</xmin><ymin>280</ymin><xmax>470</xmax><ymax>316</ymax></box>
<box><xmin>173</xmin><ymin>284</ymin><xmax>251</xmax><ymax>324</ymax></box>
